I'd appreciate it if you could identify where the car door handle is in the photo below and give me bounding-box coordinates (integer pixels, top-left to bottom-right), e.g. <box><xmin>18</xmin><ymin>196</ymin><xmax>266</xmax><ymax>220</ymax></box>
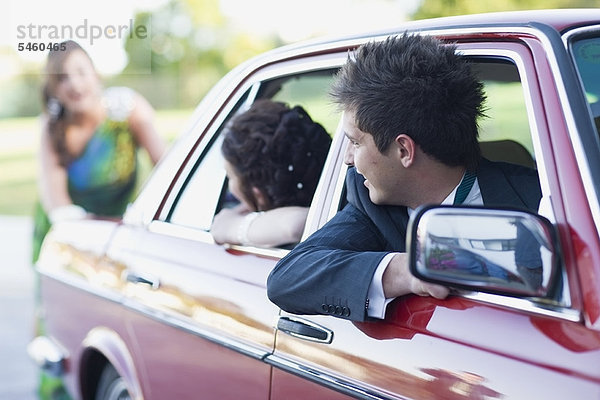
<box><xmin>276</xmin><ymin>316</ymin><xmax>333</xmax><ymax>344</ymax></box>
<box><xmin>122</xmin><ymin>270</ymin><xmax>160</xmax><ymax>290</ymax></box>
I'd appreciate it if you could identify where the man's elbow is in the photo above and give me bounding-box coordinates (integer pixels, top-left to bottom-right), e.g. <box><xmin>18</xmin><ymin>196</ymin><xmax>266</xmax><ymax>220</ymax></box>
<box><xmin>266</xmin><ymin>269</ymin><xmax>287</xmax><ymax>308</ymax></box>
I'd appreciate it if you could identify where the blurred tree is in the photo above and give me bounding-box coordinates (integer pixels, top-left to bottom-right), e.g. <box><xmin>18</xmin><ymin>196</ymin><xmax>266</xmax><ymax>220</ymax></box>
<box><xmin>122</xmin><ymin>0</ymin><xmax>279</xmax><ymax>109</ymax></box>
<box><xmin>413</xmin><ymin>0</ymin><xmax>600</xmax><ymax>19</ymax></box>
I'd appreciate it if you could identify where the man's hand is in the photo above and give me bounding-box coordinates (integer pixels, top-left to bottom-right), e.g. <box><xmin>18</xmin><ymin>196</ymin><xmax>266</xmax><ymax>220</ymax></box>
<box><xmin>382</xmin><ymin>253</ymin><xmax>450</xmax><ymax>299</ymax></box>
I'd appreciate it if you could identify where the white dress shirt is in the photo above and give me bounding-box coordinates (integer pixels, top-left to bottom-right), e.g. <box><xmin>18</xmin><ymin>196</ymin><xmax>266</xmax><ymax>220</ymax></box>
<box><xmin>366</xmin><ymin>177</ymin><xmax>483</xmax><ymax>318</ymax></box>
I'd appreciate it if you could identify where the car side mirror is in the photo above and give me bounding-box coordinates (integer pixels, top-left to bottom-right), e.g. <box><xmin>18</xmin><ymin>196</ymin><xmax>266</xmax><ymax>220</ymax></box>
<box><xmin>408</xmin><ymin>205</ymin><xmax>560</xmax><ymax>298</ymax></box>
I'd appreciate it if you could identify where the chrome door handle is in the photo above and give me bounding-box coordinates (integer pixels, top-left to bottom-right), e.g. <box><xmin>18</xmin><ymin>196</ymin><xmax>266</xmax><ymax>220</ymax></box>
<box><xmin>122</xmin><ymin>270</ymin><xmax>160</xmax><ymax>290</ymax></box>
<box><xmin>276</xmin><ymin>316</ymin><xmax>333</xmax><ymax>344</ymax></box>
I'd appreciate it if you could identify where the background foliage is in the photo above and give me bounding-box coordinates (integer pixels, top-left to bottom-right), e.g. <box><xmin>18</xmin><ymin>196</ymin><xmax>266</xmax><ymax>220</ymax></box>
<box><xmin>1</xmin><ymin>0</ymin><xmax>598</xmax><ymax>215</ymax></box>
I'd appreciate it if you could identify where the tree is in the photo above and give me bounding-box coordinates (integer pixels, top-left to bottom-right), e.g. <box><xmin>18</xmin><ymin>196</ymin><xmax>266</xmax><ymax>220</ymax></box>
<box><xmin>122</xmin><ymin>0</ymin><xmax>278</xmax><ymax>109</ymax></box>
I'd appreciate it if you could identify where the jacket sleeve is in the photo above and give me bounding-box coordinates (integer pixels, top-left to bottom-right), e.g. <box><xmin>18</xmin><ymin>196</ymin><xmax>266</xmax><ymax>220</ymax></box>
<box><xmin>267</xmin><ymin>169</ymin><xmax>391</xmax><ymax>322</ymax></box>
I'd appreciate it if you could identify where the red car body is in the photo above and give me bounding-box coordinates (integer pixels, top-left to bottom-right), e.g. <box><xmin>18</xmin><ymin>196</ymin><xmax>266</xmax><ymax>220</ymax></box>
<box><xmin>32</xmin><ymin>9</ymin><xmax>600</xmax><ymax>399</ymax></box>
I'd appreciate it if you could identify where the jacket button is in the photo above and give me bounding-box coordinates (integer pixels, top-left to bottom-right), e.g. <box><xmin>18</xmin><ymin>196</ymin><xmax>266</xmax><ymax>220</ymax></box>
<box><xmin>342</xmin><ymin>307</ymin><xmax>350</xmax><ymax>317</ymax></box>
<box><xmin>335</xmin><ymin>306</ymin><xmax>342</xmax><ymax>315</ymax></box>
<box><xmin>321</xmin><ymin>304</ymin><xmax>328</xmax><ymax>312</ymax></box>
<box><xmin>328</xmin><ymin>305</ymin><xmax>336</xmax><ymax>314</ymax></box>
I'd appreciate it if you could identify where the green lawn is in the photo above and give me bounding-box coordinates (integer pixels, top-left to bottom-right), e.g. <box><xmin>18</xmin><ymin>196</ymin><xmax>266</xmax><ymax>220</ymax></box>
<box><xmin>0</xmin><ymin>81</ymin><xmax>531</xmax><ymax>217</ymax></box>
<box><xmin>0</xmin><ymin>109</ymin><xmax>193</xmax><ymax>216</ymax></box>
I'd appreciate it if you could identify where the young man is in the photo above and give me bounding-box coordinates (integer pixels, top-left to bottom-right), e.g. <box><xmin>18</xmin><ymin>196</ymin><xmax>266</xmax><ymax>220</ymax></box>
<box><xmin>267</xmin><ymin>34</ymin><xmax>541</xmax><ymax>322</ymax></box>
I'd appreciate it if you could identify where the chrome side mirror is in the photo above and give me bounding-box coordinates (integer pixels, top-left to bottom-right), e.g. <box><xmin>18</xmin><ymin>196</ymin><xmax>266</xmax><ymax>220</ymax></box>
<box><xmin>408</xmin><ymin>206</ymin><xmax>560</xmax><ymax>298</ymax></box>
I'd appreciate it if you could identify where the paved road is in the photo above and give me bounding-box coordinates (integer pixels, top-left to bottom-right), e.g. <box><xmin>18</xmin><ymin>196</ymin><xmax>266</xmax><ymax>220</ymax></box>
<box><xmin>0</xmin><ymin>216</ymin><xmax>38</xmax><ymax>399</ymax></box>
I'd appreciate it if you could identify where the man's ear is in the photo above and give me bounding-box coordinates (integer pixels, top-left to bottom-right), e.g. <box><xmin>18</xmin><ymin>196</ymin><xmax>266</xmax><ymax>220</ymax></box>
<box><xmin>395</xmin><ymin>134</ymin><xmax>416</xmax><ymax>168</ymax></box>
<box><xmin>251</xmin><ymin>186</ymin><xmax>270</xmax><ymax>211</ymax></box>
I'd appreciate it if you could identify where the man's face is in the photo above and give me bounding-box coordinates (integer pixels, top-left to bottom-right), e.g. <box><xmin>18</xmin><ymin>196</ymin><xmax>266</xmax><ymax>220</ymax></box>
<box><xmin>342</xmin><ymin>111</ymin><xmax>404</xmax><ymax>205</ymax></box>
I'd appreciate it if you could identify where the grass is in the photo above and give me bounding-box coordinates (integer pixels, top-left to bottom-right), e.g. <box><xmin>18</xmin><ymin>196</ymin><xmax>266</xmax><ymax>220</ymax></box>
<box><xmin>0</xmin><ymin>81</ymin><xmax>532</xmax><ymax>217</ymax></box>
<box><xmin>0</xmin><ymin>109</ymin><xmax>193</xmax><ymax>216</ymax></box>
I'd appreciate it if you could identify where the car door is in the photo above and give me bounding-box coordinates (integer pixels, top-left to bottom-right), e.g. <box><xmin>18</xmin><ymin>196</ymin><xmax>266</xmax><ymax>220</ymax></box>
<box><xmin>268</xmin><ymin>32</ymin><xmax>600</xmax><ymax>400</ymax></box>
<box><xmin>101</xmin><ymin>54</ymin><xmax>346</xmax><ymax>399</ymax></box>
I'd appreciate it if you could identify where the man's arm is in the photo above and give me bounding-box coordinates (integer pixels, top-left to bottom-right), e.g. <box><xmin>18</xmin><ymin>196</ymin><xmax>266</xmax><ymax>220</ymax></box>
<box><xmin>267</xmin><ymin>167</ymin><xmax>449</xmax><ymax>321</ymax></box>
<box><xmin>267</xmin><ymin>203</ymin><xmax>388</xmax><ymax>321</ymax></box>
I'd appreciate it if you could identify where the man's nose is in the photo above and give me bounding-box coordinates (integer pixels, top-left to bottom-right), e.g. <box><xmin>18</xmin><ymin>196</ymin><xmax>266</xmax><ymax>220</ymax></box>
<box><xmin>343</xmin><ymin>142</ymin><xmax>354</xmax><ymax>166</ymax></box>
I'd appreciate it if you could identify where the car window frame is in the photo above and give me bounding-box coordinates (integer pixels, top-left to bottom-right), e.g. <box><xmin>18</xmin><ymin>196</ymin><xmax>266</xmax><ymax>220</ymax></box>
<box><xmin>147</xmin><ymin>53</ymin><xmax>349</xmax><ymax>258</ymax></box>
<box><xmin>317</xmin><ymin>42</ymin><xmax>579</xmax><ymax>322</ymax></box>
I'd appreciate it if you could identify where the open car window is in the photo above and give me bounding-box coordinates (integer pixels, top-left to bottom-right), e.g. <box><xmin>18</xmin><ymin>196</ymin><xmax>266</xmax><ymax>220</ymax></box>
<box><xmin>167</xmin><ymin>68</ymin><xmax>340</xmax><ymax>249</ymax></box>
<box><xmin>473</xmin><ymin>58</ymin><xmax>535</xmax><ymax>168</ymax></box>
<box><xmin>331</xmin><ymin>56</ymin><xmax>537</xmax><ymax>215</ymax></box>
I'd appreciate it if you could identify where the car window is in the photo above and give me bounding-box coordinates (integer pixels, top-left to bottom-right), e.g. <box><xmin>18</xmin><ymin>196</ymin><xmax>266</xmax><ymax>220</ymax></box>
<box><xmin>334</xmin><ymin>57</ymin><xmax>536</xmax><ymax>214</ymax></box>
<box><xmin>168</xmin><ymin>69</ymin><xmax>340</xmax><ymax>246</ymax></box>
<box><xmin>571</xmin><ymin>34</ymin><xmax>600</xmax><ymax>136</ymax></box>
<box><xmin>268</xmin><ymin>70</ymin><xmax>340</xmax><ymax>134</ymax></box>
<box><xmin>473</xmin><ymin>59</ymin><xmax>535</xmax><ymax>168</ymax></box>
<box><xmin>168</xmin><ymin>134</ymin><xmax>227</xmax><ymax>231</ymax></box>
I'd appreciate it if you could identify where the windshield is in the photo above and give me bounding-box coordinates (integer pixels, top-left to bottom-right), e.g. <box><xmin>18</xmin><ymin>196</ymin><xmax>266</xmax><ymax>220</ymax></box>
<box><xmin>571</xmin><ymin>35</ymin><xmax>600</xmax><ymax>135</ymax></box>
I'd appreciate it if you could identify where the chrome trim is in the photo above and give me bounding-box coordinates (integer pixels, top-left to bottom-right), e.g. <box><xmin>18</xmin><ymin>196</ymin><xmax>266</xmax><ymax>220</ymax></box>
<box><xmin>265</xmin><ymin>354</ymin><xmax>392</xmax><ymax>400</ymax></box>
<box><xmin>561</xmin><ymin>24</ymin><xmax>600</xmax><ymax>53</ymax></box>
<box><xmin>459</xmin><ymin>291</ymin><xmax>581</xmax><ymax>322</ymax></box>
<box><xmin>27</xmin><ymin>336</ymin><xmax>68</xmax><ymax>377</ymax></box>
<box><xmin>37</xmin><ymin>267</ymin><xmax>125</xmax><ymax>305</ymax></box>
<box><xmin>304</xmin><ymin>115</ymin><xmax>346</xmax><ymax>235</ymax></box>
<box><xmin>148</xmin><ymin>220</ymin><xmax>290</xmax><ymax>258</ymax></box>
<box><xmin>323</xmin><ymin>114</ymin><xmax>350</xmax><ymax>223</ymax></box>
<box><xmin>327</xmin><ymin>163</ymin><xmax>349</xmax><ymax>222</ymax></box>
<box><xmin>38</xmin><ymin>266</ymin><xmax>272</xmax><ymax>361</ymax></box>
<box><xmin>149</xmin><ymin>220</ymin><xmax>215</xmax><ymax>243</ymax></box>
<box><xmin>122</xmin><ymin>298</ymin><xmax>271</xmax><ymax>361</ymax></box>
<box><xmin>225</xmin><ymin>243</ymin><xmax>289</xmax><ymax>259</ymax></box>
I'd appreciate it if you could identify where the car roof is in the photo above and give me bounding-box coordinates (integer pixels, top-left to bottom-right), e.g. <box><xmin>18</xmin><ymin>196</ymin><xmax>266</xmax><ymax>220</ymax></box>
<box><xmin>395</xmin><ymin>8</ymin><xmax>600</xmax><ymax>33</ymax></box>
<box><xmin>278</xmin><ymin>9</ymin><xmax>600</xmax><ymax>54</ymax></box>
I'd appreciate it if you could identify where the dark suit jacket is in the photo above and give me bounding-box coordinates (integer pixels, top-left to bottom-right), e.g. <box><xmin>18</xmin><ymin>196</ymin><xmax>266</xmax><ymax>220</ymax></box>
<box><xmin>267</xmin><ymin>158</ymin><xmax>542</xmax><ymax>321</ymax></box>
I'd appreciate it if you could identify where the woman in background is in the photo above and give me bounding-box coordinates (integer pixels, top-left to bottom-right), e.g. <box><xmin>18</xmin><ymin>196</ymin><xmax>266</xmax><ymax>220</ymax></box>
<box><xmin>33</xmin><ymin>40</ymin><xmax>166</xmax><ymax>262</ymax></box>
<box><xmin>33</xmin><ymin>40</ymin><xmax>166</xmax><ymax>400</ymax></box>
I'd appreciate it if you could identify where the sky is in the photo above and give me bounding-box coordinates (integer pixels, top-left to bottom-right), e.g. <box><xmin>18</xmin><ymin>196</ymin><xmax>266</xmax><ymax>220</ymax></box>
<box><xmin>1</xmin><ymin>0</ymin><xmax>420</xmax><ymax>77</ymax></box>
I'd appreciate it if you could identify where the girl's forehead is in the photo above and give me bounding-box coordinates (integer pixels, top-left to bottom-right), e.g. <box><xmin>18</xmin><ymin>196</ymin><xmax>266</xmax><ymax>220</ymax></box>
<box><xmin>61</xmin><ymin>51</ymin><xmax>94</xmax><ymax>71</ymax></box>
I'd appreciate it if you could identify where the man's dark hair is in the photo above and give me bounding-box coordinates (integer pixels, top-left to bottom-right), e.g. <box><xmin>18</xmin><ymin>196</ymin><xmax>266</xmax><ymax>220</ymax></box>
<box><xmin>330</xmin><ymin>33</ymin><xmax>486</xmax><ymax>171</ymax></box>
<box><xmin>222</xmin><ymin>99</ymin><xmax>332</xmax><ymax>210</ymax></box>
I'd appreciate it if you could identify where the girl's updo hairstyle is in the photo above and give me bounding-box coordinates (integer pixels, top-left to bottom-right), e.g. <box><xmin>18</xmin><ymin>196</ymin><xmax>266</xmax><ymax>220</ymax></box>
<box><xmin>222</xmin><ymin>99</ymin><xmax>332</xmax><ymax>210</ymax></box>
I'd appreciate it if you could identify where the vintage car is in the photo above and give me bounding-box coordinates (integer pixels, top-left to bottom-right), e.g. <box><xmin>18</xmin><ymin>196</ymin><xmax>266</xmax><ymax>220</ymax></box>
<box><xmin>30</xmin><ymin>9</ymin><xmax>600</xmax><ymax>400</ymax></box>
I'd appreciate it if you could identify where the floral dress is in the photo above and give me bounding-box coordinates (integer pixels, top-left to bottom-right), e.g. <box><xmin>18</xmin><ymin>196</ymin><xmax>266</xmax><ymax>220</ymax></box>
<box><xmin>32</xmin><ymin>87</ymin><xmax>138</xmax><ymax>262</ymax></box>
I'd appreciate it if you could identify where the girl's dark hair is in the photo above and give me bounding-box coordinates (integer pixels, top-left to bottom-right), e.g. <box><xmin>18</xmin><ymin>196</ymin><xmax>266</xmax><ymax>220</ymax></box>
<box><xmin>222</xmin><ymin>99</ymin><xmax>332</xmax><ymax>210</ymax></box>
<box><xmin>42</xmin><ymin>40</ymin><xmax>95</xmax><ymax>166</ymax></box>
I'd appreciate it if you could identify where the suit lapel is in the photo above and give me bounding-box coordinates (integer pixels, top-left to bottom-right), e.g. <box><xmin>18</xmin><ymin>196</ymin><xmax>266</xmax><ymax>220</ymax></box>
<box><xmin>477</xmin><ymin>158</ymin><xmax>529</xmax><ymax>208</ymax></box>
<box><xmin>384</xmin><ymin>206</ymin><xmax>409</xmax><ymax>251</ymax></box>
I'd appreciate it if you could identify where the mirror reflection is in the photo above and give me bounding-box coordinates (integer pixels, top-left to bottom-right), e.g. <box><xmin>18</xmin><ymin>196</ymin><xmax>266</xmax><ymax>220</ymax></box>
<box><xmin>412</xmin><ymin>207</ymin><xmax>558</xmax><ymax>297</ymax></box>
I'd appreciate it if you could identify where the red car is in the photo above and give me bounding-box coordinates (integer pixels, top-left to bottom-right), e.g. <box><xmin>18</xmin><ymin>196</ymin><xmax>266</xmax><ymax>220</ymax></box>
<box><xmin>30</xmin><ymin>9</ymin><xmax>600</xmax><ymax>400</ymax></box>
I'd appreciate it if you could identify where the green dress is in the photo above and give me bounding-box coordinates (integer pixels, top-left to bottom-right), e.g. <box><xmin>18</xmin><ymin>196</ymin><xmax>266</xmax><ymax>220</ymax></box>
<box><xmin>32</xmin><ymin>87</ymin><xmax>139</xmax><ymax>399</ymax></box>
<box><xmin>32</xmin><ymin>87</ymin><xmax>138</xmax><ymax>262</ymax></box>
